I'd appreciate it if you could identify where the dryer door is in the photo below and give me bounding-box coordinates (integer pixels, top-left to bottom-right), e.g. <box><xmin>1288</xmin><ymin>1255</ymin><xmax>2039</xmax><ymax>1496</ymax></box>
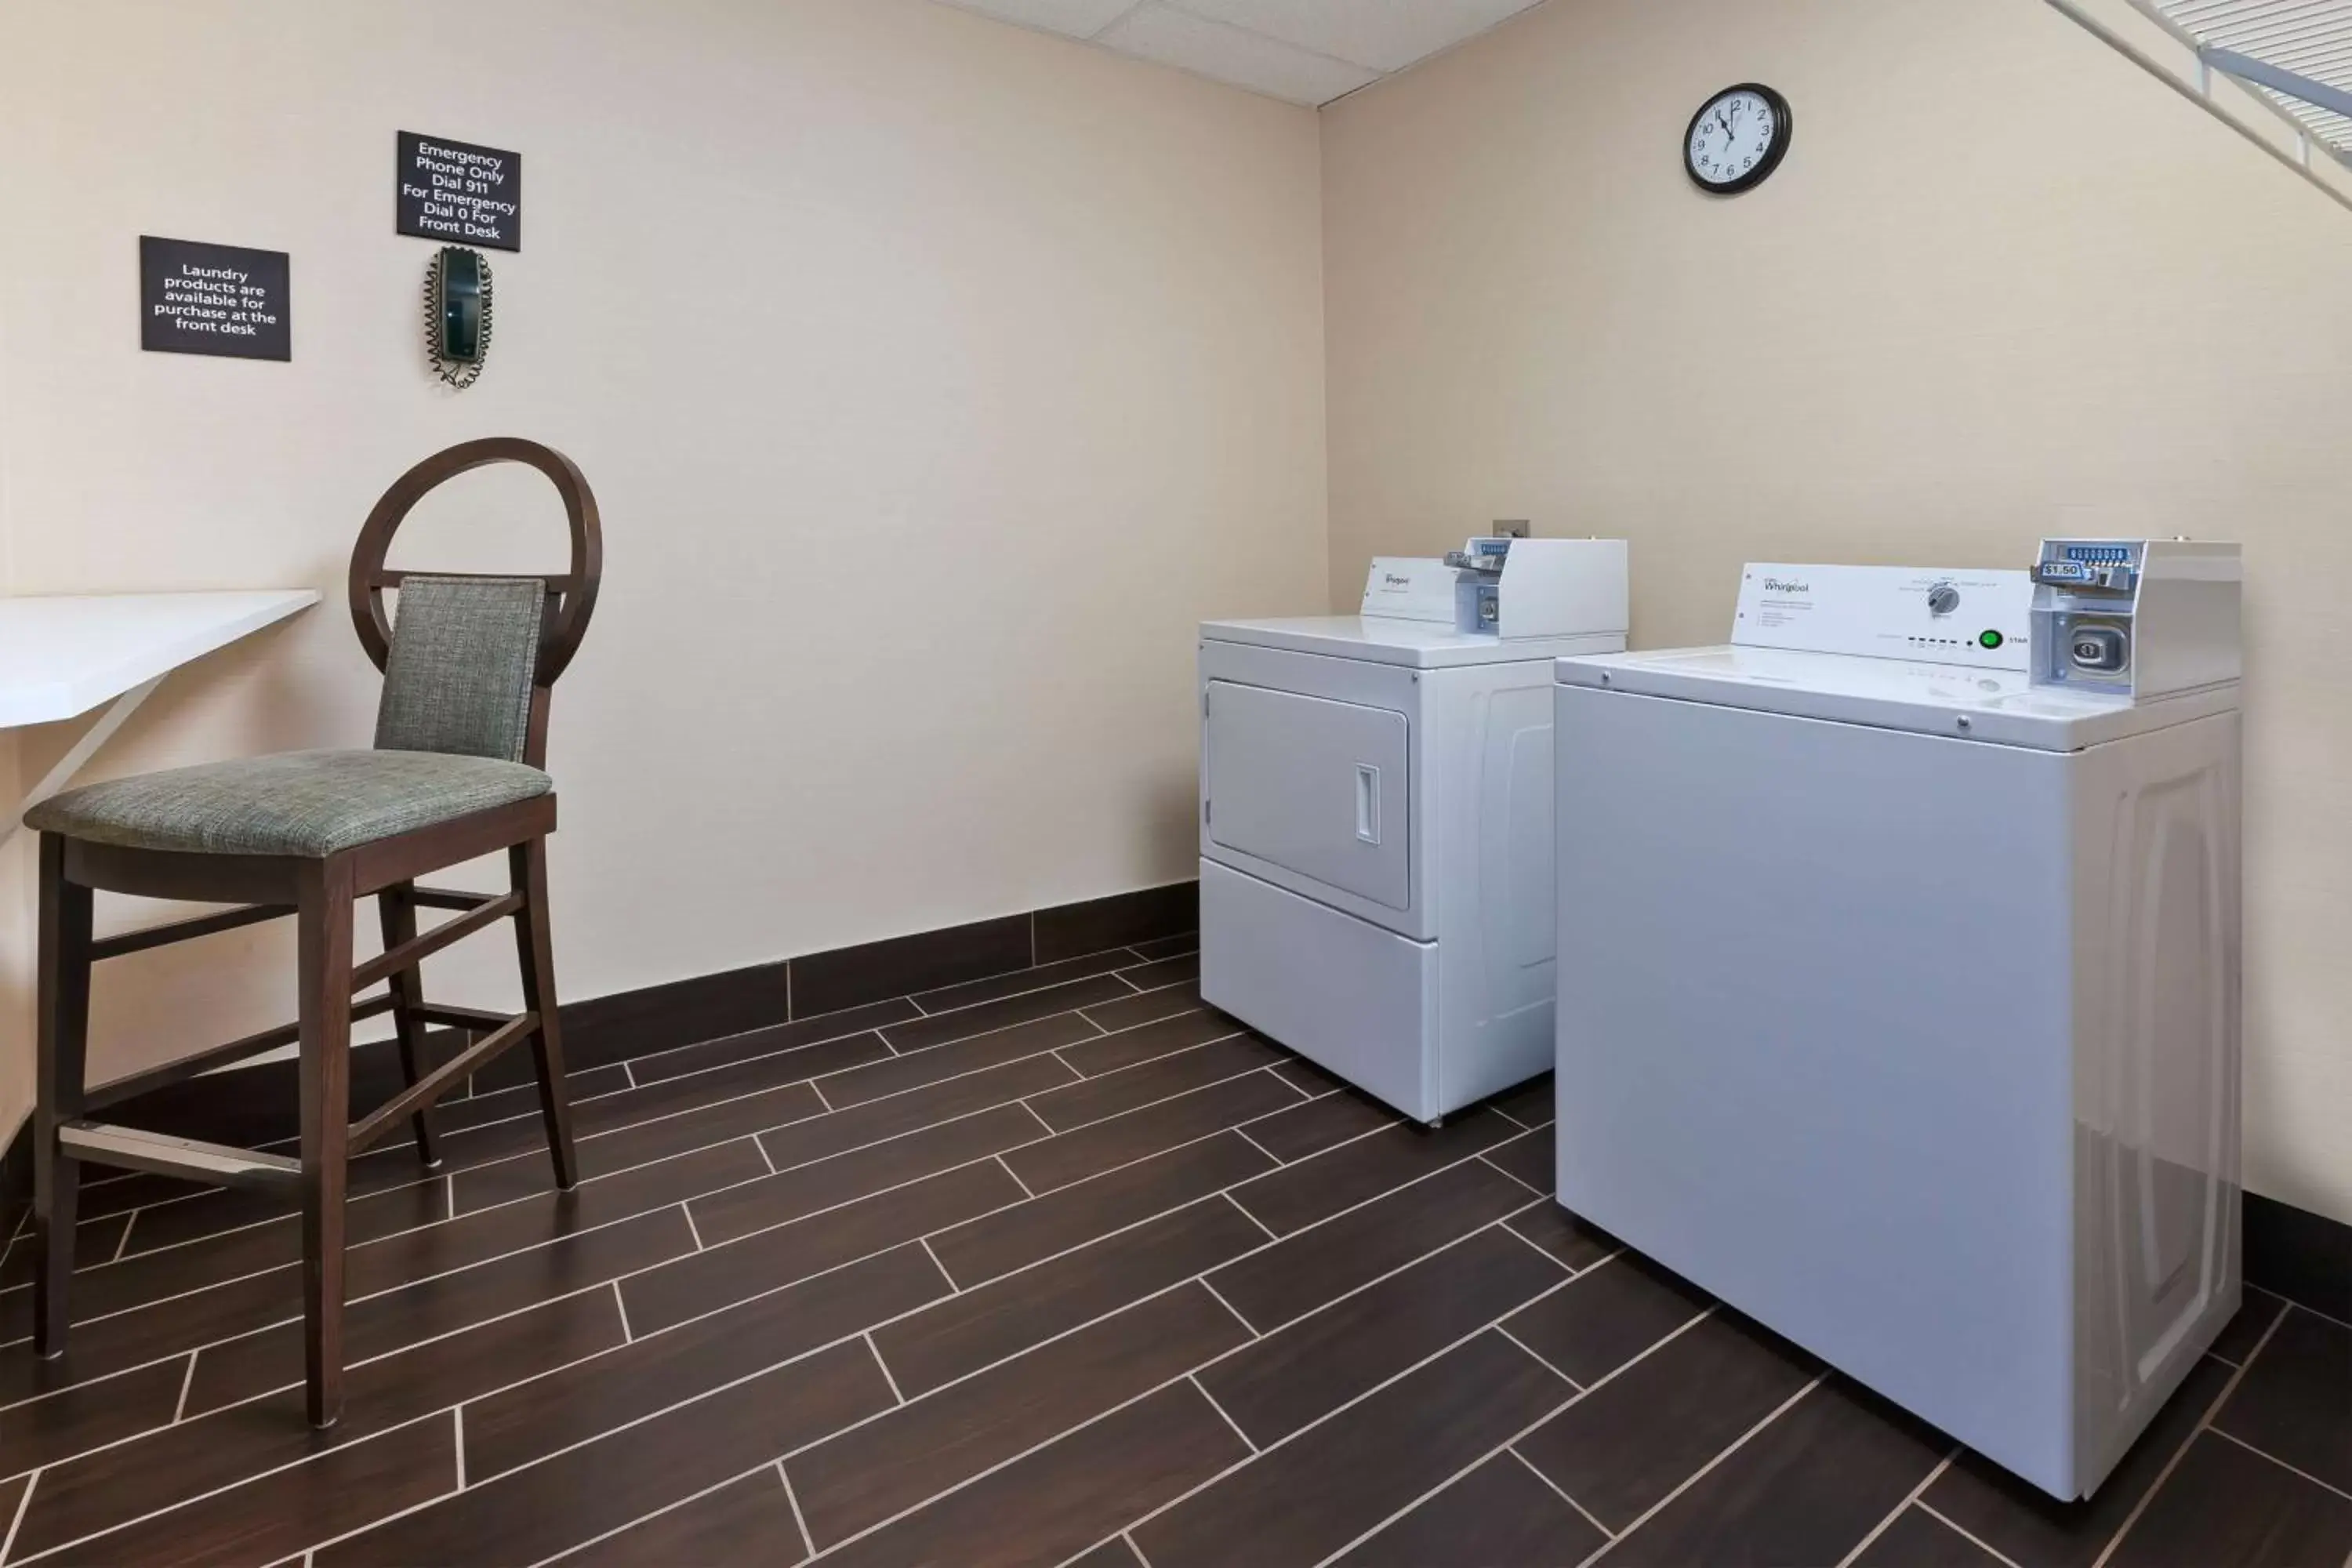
<box><xmin>1205</xmin><ymin>681</ymin><xmax>1410</xmax><ymax>912</ymax></box>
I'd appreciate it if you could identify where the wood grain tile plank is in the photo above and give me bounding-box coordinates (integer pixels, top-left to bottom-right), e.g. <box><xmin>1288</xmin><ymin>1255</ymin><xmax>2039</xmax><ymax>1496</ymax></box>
<box><xmin>1208</xmin><ymin>1157</ymin><xmax>1534</xmax><ymax>1333</ymax></box>
<box><xmin>873</xmin><ymin>1198</ymin><xmax>1265</xmax><ymax>1398</ymax></box>
<box><xmin>0</xmin><ymin>1356</ymin><xmax>186</xmax><ymax>1488</ymax></box>
<box><xmin>316</xmin><ymin>1342</ymin><xmax>892</xmax><ymax>1568</ymax></box>
<box><xmin>0</xmin><ymin>1214</ymin><xmax>130</xmax><ymax>1286</ymax></box>
<box><xmin>1504</xmin><ymin>1199</ymin><xmax>1617</xmax><ymax>1273</ymax></box>
<box><xmin>182</xmin><ymin>1206</ymin><xmax>694</xmax><ymax>1417</ymax></box>
<box><xmin>1055</xmin><ymin>1008</ymin><xmax>1236</xmax><ymax>1078</ymax></box>
<box><xmin>0</xmin><ymin>1473</ymin><xmax>26</xmax><ymax>1549</ymax></box>
<box><xmin>2205</xmin><ymin>1286</ymin><xmax>2288</xmax><ymax>1367</ymax></box>
<box><xmin>911</xmin><ymin>949</ymin><xmax>1137</xmax><ymax>1015</ymax></box>
<box><xmin>45</xmin><ymin>1411</ymin><xmax>456</xmax><ymax>1568</ymax></box>
<box><xmin>1201</xmin><ymin>1225</ymin><xmax>1566</xmax><ymax>1447</ymax></box>
<box><xmin>1489</xmin><ymin>1073</ymin><xmax>1556</xmax><ymax>1131</ymax></box>
<box><xmin>1597</xmin><ymin>1376</ymin><xmax>1946</xmax><ymax>1566</ymax></box>
<box><xmin>1237</xmin><ymin>1090</ymin><xmax>1396</xmax><ymax>1164</ymax></box>
<box><xmin>469</xmin><ymin>1243</ymin><xmax>947</xmax><ymax>1482</ymax></box>
<box><xmin>1026</xmin><ymin>1035</ymin><xmax>1286</xmax><ymax>1133</ymax></box>
<box><xmin>1116</xmin><ymin>953</ymin><xmax>1200</xmax><ymax>992</ymax></box>
<box><xmin>626</xmin><ymin>999</ymin><xmax>917</xmax><ymax>1086</ymax></box>
<box><xmin>754</xmin><ymin>1056</ymin><xmax>1076</xmax><ymax>1178</ymax></box>
<box><xmin>1132</xmin><ymin>1331</ymin><xmax>1573</xmax><ymax>1568</ymax></box>
<box><xmin>1515</xmin><ymin>1309</ymin><xmax>1820</xmax><ymax>1533</ymax></box>
<box><xmin>2106</xmin><ymin>1432</ymin><xmax>2352</xmax><ymax>1568</ymax></box>
<box><xmin>927</xmin><ymin>1130</ymin><xmax>1274</xmax><ymax>1290</ymax></box>
<box><xmin>452</xmin><ymin>1079</ymin><xmax>830</xmax><ymax>1214</ymax></box>
<box><xmin>1270</xmin><ymin>1056</ymin><xmax>1348</xmax><ymax>1098</ymax></box>
<box><xmin>1920</xmin><ymin>1356</ymin><xmax>2233</xmax><ymax>1568</ymax></box>
<box><xmin>2211</xmin><ymin>1305</ymin><xmax>2350</xmax><ymax>1492</ymax></box>
<box><xmin>1125</xmin><ymin>934</ymin><xmax>1200</xmax><ymax>964</ymax></box>
<box><xmin>1003</xmin><ymin>1070</ymin><xmax>1305</xmax><ymax>1194</ymax></box>
<box><xmin>1500</xmin><ymin>1249</ymin><xmax>1713</xmax><ymax>1387</ymax></box>
<box><xmin>1229</xmin><ymin>1112</ymin><xmax>1519</xmax><ymax>1236</ymax></box>
<box><xmin>622</xmin><ymin>1161</ymin><xmax>1025</xmax><ymax>1338</ymax></box>
<box><xmin>695</xmin><ymin>1103</ymin><xmax>1045</xmax><ymax>1248</ymax></box>
<box><xmin>3</xmin><ymin>1138</ymin><xmax>730</xmax><ymax>1409</ymax></box>
<box><xmin>564</xmin><ymin>1468</ymin><xmax>809</xmax><ymax>1568</ymax></box>
<box><xmin>13</xmin><ymin>1290</ymin><xmax>622</xmax><ymax>1562</ymax></box>
<box><xmin>0</xmin><ymin>1267</ymin><xmax>290</xmax><ymax>1408</ymax></box>
<box><xmin>792</xmin><ymin>1283</ymin><xmax>1250</xmax><ymax>1548</ymax></box>
<box><xmin>828</xmin><ymin>1011</ymin><xmax>1096</xmax><ymax>1109</ymax></box>
<box><xmin>1852</xmin><ymin>1507</ymin><xmax>2009</xmax><ymax>1567</ymax></box>
<box><xmin>873</xmin><ymin>978</ymin><xmax>1128</xmax><ymax>1060</ymax></box>
<box><xmin>1485</xmin><ymin>1123</ymin><xmax>1554</xmax><ymax>1195</ymax></box>
<box><xmin>1334</xmin><ymin>1450</ymin><xmax>1606</xmax><ymax>1568</ymax></box>
<box><xmin>818</xmin><ymin>1381</ymin><xmax>1246</xmax><ymax>1568</ymax></box>
<box><xmin>438</xmin><ymin>1062</ymin><xmax>633</xmax><ymax>1127</ymax></box>
<box><xmin>1080</xmin><ymin>982</ymin><xmax>1207</xmax><ymax>1036</ymax></box>
<box><xmin>44</xmin><ymin>1175</ymin><xmax>445</xmax><ymax>1316</ymax></box>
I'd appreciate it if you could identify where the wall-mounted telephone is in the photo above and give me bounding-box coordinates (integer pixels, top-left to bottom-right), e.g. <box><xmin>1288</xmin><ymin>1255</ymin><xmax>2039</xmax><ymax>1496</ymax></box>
<box><xmin>423</xmin><ymin>245</ymin><xmax>494</xmax><ymax>388</ymax></box>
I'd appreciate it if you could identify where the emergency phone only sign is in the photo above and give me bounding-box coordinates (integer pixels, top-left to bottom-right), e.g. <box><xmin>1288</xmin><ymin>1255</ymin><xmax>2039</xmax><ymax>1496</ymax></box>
<box><xmin>397</xmin><ymin>131</ymin><xmax>521</xmax><ymax>251</ymax></box>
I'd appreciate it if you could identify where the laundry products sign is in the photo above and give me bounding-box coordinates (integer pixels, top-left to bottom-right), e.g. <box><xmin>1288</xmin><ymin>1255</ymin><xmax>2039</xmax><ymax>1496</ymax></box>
<box><xmin>397</xmin><ymin>131</ymin><xmax>521</xmax><ymax>250</ymax></box>
<box><xmin>138</xmin><ymin>237</ymin><xmax>291</xmax><ymax>360</ymax></box>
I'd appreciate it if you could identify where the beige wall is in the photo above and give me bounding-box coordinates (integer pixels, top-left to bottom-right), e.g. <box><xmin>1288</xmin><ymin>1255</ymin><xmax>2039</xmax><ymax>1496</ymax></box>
<box><xmin>1321</xmin><ymin>0</ymin><xmax>2351</xmax><ymax>1221</ymax></box>
<box><xmin>0</xmin><ymin>0</ymin><xmax>1328</xmax><ymax>1145</ymax></box>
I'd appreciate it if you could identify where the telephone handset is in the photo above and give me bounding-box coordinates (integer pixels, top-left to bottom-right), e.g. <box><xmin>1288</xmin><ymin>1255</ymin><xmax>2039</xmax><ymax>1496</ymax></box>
<box><xmin>423</xmin><ymin>245</ymin><xmax>494</xmax><ymax>389</ymax></box>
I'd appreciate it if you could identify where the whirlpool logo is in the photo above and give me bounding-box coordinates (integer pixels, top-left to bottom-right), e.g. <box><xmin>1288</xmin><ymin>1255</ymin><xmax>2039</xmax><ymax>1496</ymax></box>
<box><xmin>1762</xmin><ymin>577</ymin><xmax>1810</xmax><ymax>594</ymax></box>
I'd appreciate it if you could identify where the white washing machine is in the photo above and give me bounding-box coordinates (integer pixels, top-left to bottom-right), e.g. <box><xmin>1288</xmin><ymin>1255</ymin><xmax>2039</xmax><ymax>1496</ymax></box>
<box><xmin>1200</xmin><ymin>539</ymin><xmax>1628</xmax><ymax>1123</ymax></box>
<box><xmin>1552</xmin><ymin>543</ymin><xmax>2242</xmax><ymax>1501</ymax></box>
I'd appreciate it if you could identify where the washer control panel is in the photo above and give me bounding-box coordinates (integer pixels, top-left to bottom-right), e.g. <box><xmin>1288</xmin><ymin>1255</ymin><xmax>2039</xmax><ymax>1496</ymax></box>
<box><xmin>1732</xmin><ymin>564</ymin><xmax>2031</xmax><ymax>670</ymax></box>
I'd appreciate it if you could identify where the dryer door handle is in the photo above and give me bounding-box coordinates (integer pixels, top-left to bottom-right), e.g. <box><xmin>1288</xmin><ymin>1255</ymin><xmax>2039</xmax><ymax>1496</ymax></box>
<box><xmin>1355</xmin><ymin>764</ymin><xmax>1382</xmax><ymax>846</ymax></box>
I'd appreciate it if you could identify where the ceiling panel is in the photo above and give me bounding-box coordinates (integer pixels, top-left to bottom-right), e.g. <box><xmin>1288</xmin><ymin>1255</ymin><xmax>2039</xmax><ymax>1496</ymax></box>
<box><xmin>1096</xmin><ymin>3</ymin><xmax>1379</xmax><ymax>105</ymax></box>
<box><xmin>933</xmin><ymin>0</ymin><xmax>1141</xmax><ymax>35</ymax></box>
<box><xmin>926</xmin><ymin>0</ymin><xmax>1541</xmax><ymax>105</ymax></box>
<box><xmin>1169</xmin><ymin>0</ymin><xmax>1544</xmax><ymax>73</ymax></box>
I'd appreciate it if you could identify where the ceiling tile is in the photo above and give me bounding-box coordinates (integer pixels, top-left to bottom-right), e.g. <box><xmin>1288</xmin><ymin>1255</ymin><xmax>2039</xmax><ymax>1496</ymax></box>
<box><xmin>1097</xmin><ymin>2</ymin><xmax>1378</xmax><ymax>104</ymax></box>
<box><xmin>931</xmin><ymin>0</ymin><xmax>1141</xmax><ymax>40</ymax></box>
<box><xmin>1165</xmin><ymin>0</ymin><xmax>1544</xmax><ymax>73</ymax></box>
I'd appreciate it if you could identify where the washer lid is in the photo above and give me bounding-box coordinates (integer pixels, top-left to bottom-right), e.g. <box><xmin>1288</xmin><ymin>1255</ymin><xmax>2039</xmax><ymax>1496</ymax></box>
<box><xmin>1554</xmin><ymin>644</ymin><xmax>2236</xmax><ymax>750</ymax></box>
<box><xmin>1203</xmin><ymin>615</ymin><xmax>1621</xmax><ymax>669</ymax></box>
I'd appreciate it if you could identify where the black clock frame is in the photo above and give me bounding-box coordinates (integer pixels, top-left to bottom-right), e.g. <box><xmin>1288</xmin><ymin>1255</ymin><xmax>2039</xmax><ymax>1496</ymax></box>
<box><xmin>1683</xmin><ymin>82</ymin><xmax>1792</xmax><ymax>195</ymax></box>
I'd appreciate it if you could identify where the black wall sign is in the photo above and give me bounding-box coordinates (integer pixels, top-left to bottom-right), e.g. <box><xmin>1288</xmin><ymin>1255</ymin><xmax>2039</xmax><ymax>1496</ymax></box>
<box><xmin>397</xmin><ymin>131</ymin><xmax>521</xmax><ymax>251</ymax></box>
<box><xmin>139</xmin><ymin>236</ymin><xmax>291</xmax><ymax>361</ymax></box>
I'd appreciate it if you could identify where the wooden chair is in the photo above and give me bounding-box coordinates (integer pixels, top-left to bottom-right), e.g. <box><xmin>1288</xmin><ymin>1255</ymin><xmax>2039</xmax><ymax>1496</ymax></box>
<box><xmin>23</xmin><ymin>437</ymin><xmax>602</xmax><ymax>1427</ymax></box>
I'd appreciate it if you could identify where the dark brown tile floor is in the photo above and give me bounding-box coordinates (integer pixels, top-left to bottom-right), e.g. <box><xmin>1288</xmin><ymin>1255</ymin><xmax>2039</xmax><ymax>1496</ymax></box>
<box><xmin>1</xmin><ymin>939</ymin><xmax>2347</xmax><ymax>1566</ymax></box>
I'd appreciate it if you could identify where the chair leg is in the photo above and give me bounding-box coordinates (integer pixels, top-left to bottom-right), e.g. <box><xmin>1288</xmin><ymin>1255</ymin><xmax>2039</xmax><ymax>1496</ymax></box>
<box><xmin>377</xmin><ymin>882</ymin><xmax>441</xmax><ymax>1167</ymax></box>
<box><xmin>510</xmin><ymin>837</ymin><xmax>579</xmax><ymax>1191</ymax></box>
<box><xmin>296</xmin><ymin>856</ymin><xmax>356</xmax><ymax>1428</ymax></box>
<box><xmin>32</xmin><ymin>835</ymin><xmax>93</xmax><ymax>1359</ymax></box>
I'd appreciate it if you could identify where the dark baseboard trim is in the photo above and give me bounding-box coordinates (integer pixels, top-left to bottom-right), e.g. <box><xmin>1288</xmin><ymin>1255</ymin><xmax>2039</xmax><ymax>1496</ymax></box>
<box><xmin>0</xmin><ymin>878</ymin><xmax>1199</xmax><ymax>1231</ymax></box>
<box><xmin>2244</xmin><ymin>1189</ymin><xmax>2352</xmax><ymax>1323</ymax></box>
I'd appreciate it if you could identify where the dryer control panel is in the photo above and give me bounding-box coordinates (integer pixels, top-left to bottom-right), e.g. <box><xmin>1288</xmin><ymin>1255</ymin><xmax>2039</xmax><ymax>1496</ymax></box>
<box><xmin>2030</xmin><ymin>539</ymin><xmax>2241</xmax><ymax>700</ymax></box>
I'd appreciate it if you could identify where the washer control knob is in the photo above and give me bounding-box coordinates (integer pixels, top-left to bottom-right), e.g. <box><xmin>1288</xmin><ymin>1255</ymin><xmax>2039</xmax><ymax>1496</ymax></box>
<box><xmin>1926</xmin><ymin>583</ymin><xmax>1961</xmax><ymax>616</ymax></box>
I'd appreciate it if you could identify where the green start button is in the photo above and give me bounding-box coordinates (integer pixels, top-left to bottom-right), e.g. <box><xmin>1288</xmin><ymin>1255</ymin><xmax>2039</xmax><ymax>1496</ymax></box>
<box><xmin>1979</xmin><ymin>630</ymin><xmax>2005</xmax><ymax>650</ymax></box>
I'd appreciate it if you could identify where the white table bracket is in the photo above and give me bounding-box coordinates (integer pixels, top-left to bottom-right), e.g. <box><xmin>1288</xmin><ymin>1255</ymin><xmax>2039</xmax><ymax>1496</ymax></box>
<box><xmin>1</xmin><ymin>590</ymin><xmax>318</xmax><ymax>849</ymax></box>
<box><xmin>5</xmin><ymin>674</ymin><xmax>167</xmax><ymax>846</ymax></box>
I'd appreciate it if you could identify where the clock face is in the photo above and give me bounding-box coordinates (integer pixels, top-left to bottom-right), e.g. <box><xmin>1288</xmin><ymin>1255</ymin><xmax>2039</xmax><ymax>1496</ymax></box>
<box><xmin>1685</xmin><ymin>83</ymin><xmax>1791</xmax><ymax>194</ymax></box>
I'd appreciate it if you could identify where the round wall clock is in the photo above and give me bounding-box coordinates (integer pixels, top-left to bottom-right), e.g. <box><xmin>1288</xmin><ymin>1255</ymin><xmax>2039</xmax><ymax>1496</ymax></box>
<box><xmin>1684</xmin><ymin>83</ymin><xmax>1791</xmax><ymax>194</ymax></box>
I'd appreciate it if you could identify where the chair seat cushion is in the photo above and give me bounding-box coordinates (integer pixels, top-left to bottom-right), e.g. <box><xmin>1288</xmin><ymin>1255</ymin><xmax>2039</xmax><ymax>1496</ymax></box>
<box><xmin>24</xmin><ymin>750</ymin><xmax>552</xmax><ymax>858</ymax></box>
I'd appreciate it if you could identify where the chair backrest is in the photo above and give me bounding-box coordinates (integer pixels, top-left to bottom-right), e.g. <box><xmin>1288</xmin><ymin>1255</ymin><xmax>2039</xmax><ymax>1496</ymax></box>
<box><xmin>349</xmin><ymin>438</ymin><xmax>602</xmax><ymax>770</ymax></box>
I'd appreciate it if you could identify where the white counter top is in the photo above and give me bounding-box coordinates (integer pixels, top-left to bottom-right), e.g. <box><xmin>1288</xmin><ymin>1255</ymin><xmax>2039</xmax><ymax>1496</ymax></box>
<box><xmin>0</xmin><ymin>590</ymin><xmax>319</xmax><ymax>728</ymax></box>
